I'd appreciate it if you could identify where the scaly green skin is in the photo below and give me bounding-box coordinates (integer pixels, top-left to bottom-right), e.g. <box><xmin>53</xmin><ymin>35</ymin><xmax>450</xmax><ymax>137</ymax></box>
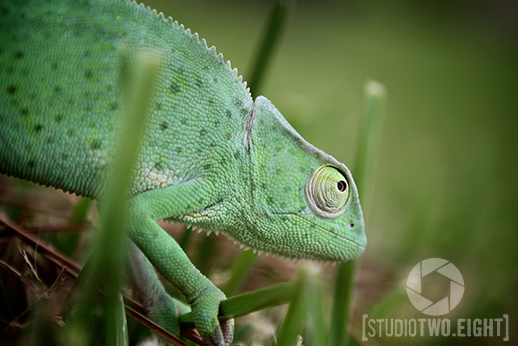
<box><xmin>0</xmin><ymin>0</ymin><xmax>366</xmax><ymax>345</ymax></box>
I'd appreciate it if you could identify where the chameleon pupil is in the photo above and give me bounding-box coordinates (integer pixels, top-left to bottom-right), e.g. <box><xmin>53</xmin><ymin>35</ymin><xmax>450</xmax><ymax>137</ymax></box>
<box><xmin>337</xmin><ymin>180</ymin><xmax>346</xmax><ymax>192</ymax></box>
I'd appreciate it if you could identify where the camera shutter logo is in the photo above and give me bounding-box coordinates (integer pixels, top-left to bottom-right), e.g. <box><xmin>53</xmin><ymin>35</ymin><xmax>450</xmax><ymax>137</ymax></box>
<box><xmin>406</xmin><ymin>258</ymin><xmax>464</xmax><ymax>316</ymax></box>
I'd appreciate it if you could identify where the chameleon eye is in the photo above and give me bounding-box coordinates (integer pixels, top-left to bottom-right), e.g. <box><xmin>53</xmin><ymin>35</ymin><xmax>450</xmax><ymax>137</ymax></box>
<box><xmin>305</xmin><ymin>165</ymin><xmax>349</xmax><ymax>218</ymax></box>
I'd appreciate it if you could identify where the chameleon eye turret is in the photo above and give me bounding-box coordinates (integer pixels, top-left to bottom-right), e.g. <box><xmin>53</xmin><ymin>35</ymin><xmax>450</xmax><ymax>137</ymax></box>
<box><xmin>305</xmin><ymin>165</ymin><xmax>350</xmax><ymax>219</ymax></box>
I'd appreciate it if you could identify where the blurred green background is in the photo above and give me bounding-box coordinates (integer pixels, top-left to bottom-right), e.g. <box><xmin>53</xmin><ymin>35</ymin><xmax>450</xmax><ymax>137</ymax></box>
<box><xmin>142</xmin><ymin>0</ymin><xmax>517</xmax><ymax>343</ymax></box>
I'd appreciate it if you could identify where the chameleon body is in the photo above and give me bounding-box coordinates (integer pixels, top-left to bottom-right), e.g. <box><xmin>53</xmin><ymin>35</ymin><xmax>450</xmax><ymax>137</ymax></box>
<box><xmin>0</xmin><ymin>0</ymin><xmax>366</xmax><ymax>345</ymax></box>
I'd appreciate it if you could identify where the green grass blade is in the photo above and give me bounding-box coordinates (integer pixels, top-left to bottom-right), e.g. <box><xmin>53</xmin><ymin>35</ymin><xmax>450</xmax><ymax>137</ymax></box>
<box><xmin>178</xmin><ymin>281</ymin><xmax>297</xmax><ymax>329</ymax></box>
<box><xmin>275</xmin><ymin>267</ymin><xmax>312</xmax><ymax>346</ymax></box>
<box><xmin>97</xmin><ymin>51</ymin><xmax>161</xmax><ymax>346</ymax></box>
<box><xmin>62</xmin><ymin>51</ymin><xmax>161</xmax><ymax>346</ymax></box>
<box><xmin>222</xmin><ymin>249</ymin><xmax>257</xmax><ymax>296</ymax></box>
<box><xmin>329</xmin><ymin>261</ymin><xmax>356</xmax><ymax>346</ymax></box>
<box><xmin>247</xmin><ymin>0</ymin><xmax>295</xmax><ymax>95</ymax></box>
<box><xmin>353</xmin><ymin>80</ymin><xmax>387</xmax><ymax>198</ymax></box>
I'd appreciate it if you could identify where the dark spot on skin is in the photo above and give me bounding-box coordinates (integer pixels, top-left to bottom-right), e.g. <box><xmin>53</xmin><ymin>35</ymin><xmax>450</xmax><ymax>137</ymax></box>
<box><xmin>160</xmin><ymin>122</ymin><xmax>168</xmax><ymax>131</ymax></box>
<box><xmin>84</xmin><ymin>69</ymin><xmax>93</xmax><ymax>79</ymax></box>
<box><xmin>195</xmin><ymin>77</ymin><xmax>202</xmax><ymax>88</ymax></box>
<box><xmin>225</xmin><ymin>110</ymin><xmax>232</xmax><ymax>118</ymax></box>
<box><xmin>109</xmin><ymin>102</ymin><xmax>118</xmax><ymax>111</ymax></box>
<box><xmin>90</xmin><ymin>139</ymin><xmax>102</xmax><ymax>149</ymax></box>
<box><xmin>169</xmin><ymin>82</ymin><xmax>180</xmax><ymax>94</ymax></box>
<box><xmin>34</xmin><ymin>124</ymin><xmax>43</xmax><ymax>133</ymax></box>
<box><xmin>6</xmin><ymin>85</ymin><xmax>16</xmax><ymax>95</ymax></box>
<box><xmin>62</xmin><ymin>153</ymin><xmax>69</xmax><ymax>161</ymax></box>
<box><xmin>213</xmin><ymin>77</ymin><xmax>218</xmax><ymax>83</ymax></box>
<box><xmin>45</xmin><ymin>136</ymin><xmax>53</xmax><ymax>144</ymax></box>
<box><xmin>0</xmin><ymin>6</ymin><xmax>10</xmax><ymax>16</ymax></box>
<box><xmin>234</xmin><ymin>150</ymin><xmax>240</xmax><ymax>160</ymax></box>
<box><xmin>209</xmin><ymin>142</ymin><xmax>216</xmax><ymax>147</ymax></box>
<box><xmin>224</xmin><ymin>132</ymin><xmax>231</xmax><ymax>140</ymax></box>
<box><xmin>180</xmin><ymin>118</ymin><xmax>187</xmax><ymax>125</ymax></box>
<box><xmin>55</xmin><ymin>114</ymin><xmax>64</xmax><ymax>123</ymax></box>
<box><xmin>214</xmin><ymin>119</ymin><xmax>220</xmax><ymax>127</ymax></box>
<box><xmin>51</xmin><ymin>62</ymin><xmax>58</xmax><ymax>70</ymax></box>
<box><xmin>200</xmin><ymin>129</ymin><xmax>207</xmax><ymax>136</ymax></box>
<box><xmin>67</xmin><ymin>128</ymin><xmax>74</xmax><ymax>137</ymax></box>
<box><xmin>208</xmin><ymin>99</ymin><xmax>214</xmax><ymax>105</ymax></box>
<box><xmin>53</xmin><ymin>86</ymin><xmax>61</xmax><ymax>93</ymax></box>
<box><xmin>27</xmin><ymin>160</ymin><xmax>35</xmax><ymax>168</ymax></box>
<box><xmin>85</xmin><ymin>105</ymin><xmax>92</xmax><ymax>112</ymax></box>
<box><xmin>14</xmin><ymin>51</ymin><xmax>23</xmax><ymax>59</ymax></box>
<box><xmin>155</xmin><ymin>102</ymin><xmax>162</xmax><ymax>111</ymax></box>
<box><xmin>241</xmin><ymin>107</ymin><xmax>248</xmax><ymax>116</ymax></box>
<box><xmin>175</xmin><ymin>147</ymin><xmax>182</xmax><ymax>154</ymax></box>
<box><xmin>20</xmin><ymin>108</ymin><xmax>29</xmax><ymax>116</ymax></box>
<box><xmin>154</xmin><ymin>161</ymin><xmax>165</xmax><ymax>171</ymax></box>
<box><xmin>349</xmin><ymin>223</ymin><xmax>355</xmax><ymax>229</ymax></box>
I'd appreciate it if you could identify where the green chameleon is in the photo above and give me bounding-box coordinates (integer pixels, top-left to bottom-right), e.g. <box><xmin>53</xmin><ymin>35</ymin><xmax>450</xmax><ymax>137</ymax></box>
<box><xmin>0</xmin><ymin>0</ymin><xmax>366</xmax><ymax>344</ymax></box>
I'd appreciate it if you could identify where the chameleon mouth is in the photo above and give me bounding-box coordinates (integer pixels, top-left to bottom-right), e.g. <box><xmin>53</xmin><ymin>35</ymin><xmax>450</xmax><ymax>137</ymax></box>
<box><xmin>275</xmin><ymin>212</ymin><xmax>366</xmax><ymax>248</ymax></box>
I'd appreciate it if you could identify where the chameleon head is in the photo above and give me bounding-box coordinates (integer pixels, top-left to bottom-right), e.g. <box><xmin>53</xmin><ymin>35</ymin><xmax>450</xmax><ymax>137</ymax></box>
<box><xmin>236</xmin><ymin>96</ymin><xmax>366</xmax><ymax>262</ymax></box>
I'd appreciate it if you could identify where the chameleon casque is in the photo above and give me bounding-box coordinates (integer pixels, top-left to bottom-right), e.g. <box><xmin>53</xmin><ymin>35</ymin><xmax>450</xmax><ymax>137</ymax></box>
<box><xmin>0</xmin><ymin>0</ymin><xmax>366</xmax><ymax>344</ymax></box>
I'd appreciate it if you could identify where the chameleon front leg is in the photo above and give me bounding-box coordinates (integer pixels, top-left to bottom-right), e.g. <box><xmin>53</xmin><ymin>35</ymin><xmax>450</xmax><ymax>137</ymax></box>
<box><xmin>126</xmin><ymin>179</ymin><xmax>233</xmax><ymax>346</ymax></box>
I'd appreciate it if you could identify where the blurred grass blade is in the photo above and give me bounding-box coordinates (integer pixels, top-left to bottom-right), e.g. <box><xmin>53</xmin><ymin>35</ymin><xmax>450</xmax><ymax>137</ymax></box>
<box><xmin>275</xmin><ymin>267</ymin><xmax>312</xmax><ymax>346</ymax></box>
<box><xmin>330</xmin><ymin>261</ymin><xmax>356</xmax><ymax>346</ymax></box>
<box><xmin>178</xmin><ymin>281</ymin><xmax>297</xmax><ymax>329</ymax></box>
<box><xmin>299</xmin><ymin>264</ymin><xmax>327</xmax><ymax>346</ymax></box>
<box><xmin>354</xmin><ymin>80</ymin><xmax>387</xmax><ymax>200</ymax></box>
<box><xmin>222</xmin><ymin>249</ymin><xmax>257</xmax><ymax>296</ymax></box>
<box><xmin>110</xmin><ymin>292</ymin><xmax>129</xmax><ymax>346</ymax></box>
<box><xmin>69</xmin><ymin>197</ymin><xmax>92</xmax><ymax>224</ymax></box>
<box><xmin>97</xmin><ymin>50</ymin><xmax>161</xmax><ymax>346</ymax></box>
<box><xmin>248</xmin><ymin>0</ymin><xmax>295</xmax><ymax>94</ymax></box>
<box><xmin>63</xmin><ymin>51</ymin><xmax>161</xmax><ymax>346</ymax></box>
<box><xmin>330</xmin><ymin>80</ymin><xmax>387</xmax><ymax>346</ymax></box>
